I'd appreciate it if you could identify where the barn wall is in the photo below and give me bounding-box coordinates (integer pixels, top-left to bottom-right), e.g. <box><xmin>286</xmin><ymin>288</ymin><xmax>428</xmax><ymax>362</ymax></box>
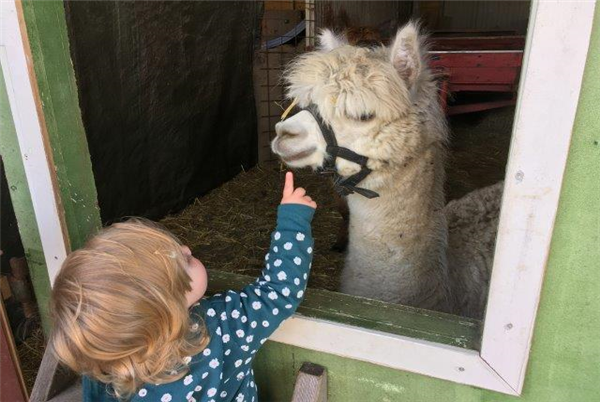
<box><xmin>414</xmin><ymin>1</ymin><xmax>531</xmax><ymax>34</ymax></box>
<box><xmin>253</xmin><ymin>6</ymin><xmax>600</xmax><ymax>401</ymax></box>
<box><xmin>316</xmin><ymin>1</ymin><xmax>530</xmax><ymax>35</ymax></box>
<box><xmin>317</xmin><ymin>1</ymin><xmax>413</xmax><ymax>32</ymax></box>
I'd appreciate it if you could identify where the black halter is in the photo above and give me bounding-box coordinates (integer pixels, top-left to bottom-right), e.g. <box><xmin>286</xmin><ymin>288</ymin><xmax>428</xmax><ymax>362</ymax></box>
<box><xmin>303</xmin><ymin>104</ymin><xmax>380</xmax><ymax>199</ymax></box>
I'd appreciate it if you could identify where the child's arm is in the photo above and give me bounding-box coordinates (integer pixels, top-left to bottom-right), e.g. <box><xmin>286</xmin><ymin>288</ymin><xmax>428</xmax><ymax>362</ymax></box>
<box><xmin>204</xmin><ymin>173</ymin><xmax>315</xmax><ymax>355</ymax></box>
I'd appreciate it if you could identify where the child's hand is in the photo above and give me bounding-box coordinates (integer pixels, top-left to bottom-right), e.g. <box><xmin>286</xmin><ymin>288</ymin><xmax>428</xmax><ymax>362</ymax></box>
<box><xmin>280</xmin><ymin>172</ymin><xmax>317</xmax><ymax>209</ymax></box>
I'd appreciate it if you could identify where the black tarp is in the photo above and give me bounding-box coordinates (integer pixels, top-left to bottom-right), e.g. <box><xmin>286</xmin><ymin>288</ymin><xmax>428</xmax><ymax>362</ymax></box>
<box><xmin>64</xmin><ymin>1</ymin><xmax>262</xmax><ymax>223</ymax></box>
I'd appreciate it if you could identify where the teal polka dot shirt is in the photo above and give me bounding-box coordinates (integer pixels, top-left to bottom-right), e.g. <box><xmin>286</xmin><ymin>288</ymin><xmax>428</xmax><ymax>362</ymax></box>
<box><xmin>83</xmin><ymin>204</ymin><xmax>315</xmax><ymax>402</ymax></box>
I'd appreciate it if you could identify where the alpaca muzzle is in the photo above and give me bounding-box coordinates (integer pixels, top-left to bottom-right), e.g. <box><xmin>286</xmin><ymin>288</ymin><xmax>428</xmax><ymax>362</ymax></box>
<box><xmin>280</xmin><ymin>100</ymin><xmax>380</xmax><ymax>199</ymax></box>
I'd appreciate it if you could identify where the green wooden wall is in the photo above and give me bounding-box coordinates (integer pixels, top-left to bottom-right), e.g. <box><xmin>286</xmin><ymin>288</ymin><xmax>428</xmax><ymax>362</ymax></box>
<box><xmin>254</xmin><ymin>6</ymin><xmax>600</xmax><ymax>401</ymax></box>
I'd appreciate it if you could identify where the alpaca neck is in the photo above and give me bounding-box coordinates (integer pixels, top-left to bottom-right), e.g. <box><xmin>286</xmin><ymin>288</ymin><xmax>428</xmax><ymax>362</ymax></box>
<box><xmin>343</xmin><ymin>146</ymin><xmax>450</xmax><ymax>310</ymax></box>
<box><xmin>348</xmin><ymin>148</ymin><xmax>446</xmax><ymax>240</ymax></box>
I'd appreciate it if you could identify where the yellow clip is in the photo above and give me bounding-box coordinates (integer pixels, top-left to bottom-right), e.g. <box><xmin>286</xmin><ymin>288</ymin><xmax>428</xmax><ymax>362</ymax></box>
<box><xmin>280</xmin><ymin>98</ymin><xmax>299</xmax><ymax>121</ymax></box>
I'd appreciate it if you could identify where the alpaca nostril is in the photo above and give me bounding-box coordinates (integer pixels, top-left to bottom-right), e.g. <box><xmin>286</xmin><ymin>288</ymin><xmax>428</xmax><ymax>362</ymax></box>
<box><xmin>275</xmin><ymin>122</ymin><xmax>303</xmax><ymax>139</ymax></box>
<box><xmin>279</xmin><ymin>130</ymin><xmax>299</xmax><ymax>138</ymax></box>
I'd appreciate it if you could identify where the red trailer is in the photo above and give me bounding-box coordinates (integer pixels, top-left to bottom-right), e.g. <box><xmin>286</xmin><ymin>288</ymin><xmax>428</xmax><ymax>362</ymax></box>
<box><xmin>428</xmin><ymin>33</ymin><xmax>525</xmax><ymax>115</ymax></box>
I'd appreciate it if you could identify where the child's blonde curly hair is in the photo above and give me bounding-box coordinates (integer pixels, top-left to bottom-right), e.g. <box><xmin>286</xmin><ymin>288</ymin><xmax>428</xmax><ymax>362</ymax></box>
<box><xmin>49</xmin><ymin>219</ymin><xmax>209</xmax><ymax>399</ymax></box>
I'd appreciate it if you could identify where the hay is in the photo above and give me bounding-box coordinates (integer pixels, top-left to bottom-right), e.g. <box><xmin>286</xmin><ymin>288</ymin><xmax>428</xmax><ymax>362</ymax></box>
<box><xmin>161</xmin><ymin>164</ymin><xmax>346</xmax><ymax>291</ymax></box>
<box><xmin>17</xmin><ymin>325</ymin><xmax>46</xmax><ymax>393</ymax></box>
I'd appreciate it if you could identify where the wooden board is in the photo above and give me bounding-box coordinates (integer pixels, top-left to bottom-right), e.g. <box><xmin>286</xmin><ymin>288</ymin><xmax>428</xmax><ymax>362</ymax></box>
<box><xmin>316</xmin><ymin>1</ymin><xmax>412</xmax><ymax>32</ymax></box>
<box><xmin>0</xmin><ymin>21</ymin><xmax>54</xmax><ymax>332</ymax></box>
<box><xmin>417</xmin><ymin>1</ymin><xmax>531</xmax><ymax>35</ymax></box>
<box><xmin>207</xmin><ymin>270</ymin><xmax>481</xmax><ymax>350</ymax></box>
<box><xmin>430</xmin><ymin>36</ymin><xmax>525</xmax><ymax>51</ymax></box>
<box><xmin>1</xmin><ymin>276</ymin><xmax>13</xmax><ymax>300</ymax></box>
<box><xmin>264</xmin><ymin>1</ymin><xmax>306</xmax><ymax>11</ymax></box>
<box><xmin>19</xmin><ymin>0</ymin><xmax>102</xmax><ymax>252</ymax></box>
<box><xmin>30</xmin><ymin>338</ymin><xmax>79</xmax><ymax>402</ymax></box>
<box><xmin>430</xmin><ymin>52</ymin><xmax>523</xmax><ymax>68</ymax></box>
<box><xmin>430</xmin><ymin>52</ymin><xmax>523</xmax><ymax>90</ymax></box>
<box><xmin>0</xmin><ymin>298</ymin><xmax>28</xmax><ymax>401</ymax></box>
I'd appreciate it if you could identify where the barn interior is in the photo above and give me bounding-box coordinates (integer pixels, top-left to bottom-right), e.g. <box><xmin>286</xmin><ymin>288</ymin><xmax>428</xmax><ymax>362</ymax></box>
<box><xmin>62</xmin><ymin>0</ymin><xmax>529</xmax><ymax>291</ymax></box>
<box><xmin>66</xmin><ymin>1</ymin><xmax>529</xmax><ymax>291</ymax></box>
<box><xmin>1</xmin><ymin>0</ymin><xmax>532</xmax><ymax>391</ymax></box>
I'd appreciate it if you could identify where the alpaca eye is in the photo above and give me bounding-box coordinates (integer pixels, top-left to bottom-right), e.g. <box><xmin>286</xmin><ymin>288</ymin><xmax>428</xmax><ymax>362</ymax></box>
<box><xmin>359</xmin><ymin>113</ymin><xmax>375</xmax><ymax>122</ymax></box>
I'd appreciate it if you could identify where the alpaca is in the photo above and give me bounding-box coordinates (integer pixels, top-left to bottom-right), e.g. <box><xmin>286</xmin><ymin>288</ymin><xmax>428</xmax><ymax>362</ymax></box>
<box><xmin>270</xmin><ymin>22</ymin><xmax>500</xmax><ymax>319</ymax></box>
<box><xmin>445</xmin><ymin>181</ymin><xmax>503</xmax><ymax>318</ymax></box>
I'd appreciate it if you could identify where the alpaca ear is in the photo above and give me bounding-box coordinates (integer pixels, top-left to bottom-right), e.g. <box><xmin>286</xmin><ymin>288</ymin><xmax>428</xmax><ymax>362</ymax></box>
<box><xmin>318</xmin><ymin>29</ymin><xmax>348</xmax><ymax>52</ymax></box>
<box><xmin>389</xmin><ymin>22</ymin><xmax>422</xmax><ymax>89</ymax></box>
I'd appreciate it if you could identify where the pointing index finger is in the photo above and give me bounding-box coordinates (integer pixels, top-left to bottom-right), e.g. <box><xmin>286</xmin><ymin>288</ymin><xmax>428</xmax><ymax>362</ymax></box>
<box><xmin>283</xmin><ymin>171</ymin><xmax>294</xmax><ymax>197</ymax></box>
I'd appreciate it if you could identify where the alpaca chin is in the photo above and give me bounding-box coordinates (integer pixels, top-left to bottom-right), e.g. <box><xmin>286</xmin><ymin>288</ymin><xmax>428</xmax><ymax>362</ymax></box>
<box><xmin>276</xmin><ymin>147</ymin><xmax>323</xmax><ymax>170</ymax></box>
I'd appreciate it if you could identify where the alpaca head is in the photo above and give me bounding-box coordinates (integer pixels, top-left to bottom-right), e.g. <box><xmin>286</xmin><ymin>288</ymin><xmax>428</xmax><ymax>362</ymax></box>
<box><xmin>271</xmin><ymin>22</ymin><xmax>431</xmax><ymax>180</ymax></box>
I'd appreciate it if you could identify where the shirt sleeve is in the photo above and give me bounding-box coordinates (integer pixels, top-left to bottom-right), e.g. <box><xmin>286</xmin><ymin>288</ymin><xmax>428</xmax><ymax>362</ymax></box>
<box><xmin>205</xmin><ymin>203</ymin><xmax>314</xmax><ymax>355</ymax></box>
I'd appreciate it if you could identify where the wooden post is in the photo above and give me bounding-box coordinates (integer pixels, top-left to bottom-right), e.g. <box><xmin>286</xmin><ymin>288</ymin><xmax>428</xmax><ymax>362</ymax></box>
<box><xmin>291</xmin><ymin>362</ymin><xmax>327</xmax><ymax>402</ymax></box>
<box><xmin>0</xmin><ymin>40</ymin><xmax>53</xmax><ymax>333</ymax></box>
<box><xmin>1</xmin><ymin>298</ymin><xmax>28</xmax><ymax>401</ymax></box>
<box><xmin>18</xmin><ymin>0</ymin><xmax>102</xmax><ymax>252</ymax></box>
<box><xmin>30</xmin><ymin>346</ymin><xmax>80</xmax><ymax>402</ymax></box>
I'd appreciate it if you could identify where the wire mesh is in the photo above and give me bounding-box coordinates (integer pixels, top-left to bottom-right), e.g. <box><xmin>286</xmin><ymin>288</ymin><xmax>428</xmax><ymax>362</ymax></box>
<box><xmin>255</xmin><ymin>1</ymin><xmax>315</xmax><ymax>163</ymax></box>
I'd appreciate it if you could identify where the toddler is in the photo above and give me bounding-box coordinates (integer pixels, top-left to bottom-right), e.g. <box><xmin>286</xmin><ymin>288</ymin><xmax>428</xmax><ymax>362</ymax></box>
<box><xmin>50</xmin><ymin>172</ymin><xmax>316</xmax><ymax>402</ymax></box>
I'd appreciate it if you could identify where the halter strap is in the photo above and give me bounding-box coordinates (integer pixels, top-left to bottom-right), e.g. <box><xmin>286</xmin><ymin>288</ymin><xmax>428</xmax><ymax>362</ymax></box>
<box><xmin>304</xmin><ymin>104</ymin><xmax>380</xmax><ymax>198</ymax></box>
